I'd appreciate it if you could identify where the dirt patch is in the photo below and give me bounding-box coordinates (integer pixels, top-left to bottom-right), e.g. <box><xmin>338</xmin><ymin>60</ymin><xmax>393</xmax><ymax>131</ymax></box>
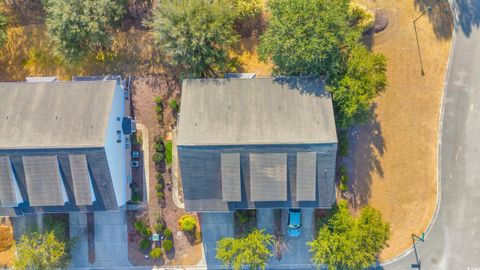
<box><xmin>0</xmin><ymin>218</ymin><xmax>14</xmax><ymax>268</ymax></box>
<box><xmin>344</xmin><ymin>0</ymin><xmax>453</xmax><ymax>260</ymax></box>
<box><xmin>129</xmin><ymin>75</ymin><xmax>202</xmax><ymax>266</ymax></box>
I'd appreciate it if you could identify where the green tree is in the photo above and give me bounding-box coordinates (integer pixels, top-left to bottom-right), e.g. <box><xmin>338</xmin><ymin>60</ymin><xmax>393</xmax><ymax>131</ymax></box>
<box><xmin>258</xmin><ymin>0</ymin><xmax>387</xmax><ymax>128</ymax></box>
<box><xmin>329</xmin><ymin>45</ymin><xmax>387</xmax><ymax>128</ymax></box>
<box><xmin>233</xmin><ymin>0</ymin><xmax>262</xmax><ymax>20</ymax></box>
<box><xmin>146</xmin><ymin>0</ymin><xmax>238</xmax><ymax>78</ymax></box>
<box><xmin>216</xmin><ymin>229</ymin><xmax>273</xmax><ymax>270</ymax></box>
<box><xmin>14</xmin><ymin>231</ymin><xmax>70</xmax><ymax>270</ymax></box>
<box><xmin>43</xmin><ymin>0</ymin><xmax>124</xmax><ymax>62</ymax></box>
<box><xmin>308</xmin><ymin>201</ymin><xmax>390</xmax><ymax>270</ymax></box>
<box><xmin>259</xmin><ymin>0</ymin><xmax>358</xmax><ymax>80</ymax></box>
<box><xmin>0</xmin><ymin>11</ymin><xmax>7</xmax><ymax>48</ymax></box>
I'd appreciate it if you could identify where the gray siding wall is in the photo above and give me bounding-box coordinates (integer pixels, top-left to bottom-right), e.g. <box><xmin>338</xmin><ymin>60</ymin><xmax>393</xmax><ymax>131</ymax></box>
<box><xmin>178</xmin><ymin>143</ymin><xmax>337</xmax><ymax>211</ymax></box>
<box><xmin>0</xmin><ymin>148</ymin><xmax>118</xmax><ymax>216</ymax></box>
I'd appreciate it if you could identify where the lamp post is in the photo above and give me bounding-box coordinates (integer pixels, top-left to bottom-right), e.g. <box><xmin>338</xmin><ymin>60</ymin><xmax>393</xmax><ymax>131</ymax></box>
<box><xmin>411</xmin><ymin>232</ymin><xmax>425</xmax><ymax>269</ymax></box>
<box><xmin>413</xmin><ymin>6</ymin><xmax>432</xmax><ymax>76</ymax></box>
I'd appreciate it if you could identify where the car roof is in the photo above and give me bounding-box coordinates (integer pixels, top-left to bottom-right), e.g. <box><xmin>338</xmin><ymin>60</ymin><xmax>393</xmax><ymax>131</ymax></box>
<box><xmin>289</xmin><ymin>210</ymin><xmax>301</xmax><ymax>224</ymax></box>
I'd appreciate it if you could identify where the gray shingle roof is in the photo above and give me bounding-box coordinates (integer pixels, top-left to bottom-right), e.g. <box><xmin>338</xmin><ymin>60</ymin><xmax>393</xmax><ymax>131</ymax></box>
<box><xmin>0</xmin><ymin>81</ymin><xmax>116</xmax><ymax>149</ymax></box>
<box><xmin>69</xmin><ymin>155</ymin><xmax>92</xmax><ymax>206</ymax></box>
<box><xmin>178</xmin><ymin>77</ymin><xmax>337</xmax><ymax>146</ymax></box>
<box><xmin>23</xmin><ymin>156</ymin><xmax>64</xmax><ymax>206</ymax></box>
<box><xmin>296</xmin><ymin>152</ymin><xmax>317</xmax><ymax>201</ymax></box>
<box><xmin>0</xmin><ymin>156</ymin><xmax>17</xmax><ymax>207</ymax></box>
<box><xmin>221</xmin><ymin>153</ymin><xmax>241</xmax><ymax>202</ymax></box>
<box><xmin>250</xmin><ymin>153</ymin><xmax>287</xmax><ymax>202</ymax></box>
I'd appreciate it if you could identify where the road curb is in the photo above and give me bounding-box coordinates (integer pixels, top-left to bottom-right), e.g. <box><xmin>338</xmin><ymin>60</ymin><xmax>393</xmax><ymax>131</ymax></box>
<box><xmin>380</xmin><ymin>0</ymin><xmax>458</xmax><ymax>266</ymax></box>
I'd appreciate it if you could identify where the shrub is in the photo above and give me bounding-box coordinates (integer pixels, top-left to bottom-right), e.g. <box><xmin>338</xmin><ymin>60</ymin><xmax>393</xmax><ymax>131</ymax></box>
<box><xmin>155</xmin><ymin>106</ymin><xmax>163</xmax><ymax>114</ymax></box>
<box><xmin>154</xmin><ymin>135</ymin><xmax>163</xmax><ymax>144</ymax></box>
<box><xmin>150</xmin><ymin>247</ymin><xmax>162</xmax><ymax>258</ymax></box>
<box><xmin>169</xmin><ymin>99</ymin><xmax>179</xmax><ymax>112</ymax></box>
<box><xmin>155</xmin><ymin>142</ymin><xmax>165</xmax><ymax>153</ymax></box>
<box><xmin>163</xmin><ymin>228</ymin><xmax>172</xmax><ymax>238</ymax></box>
<box><xmin>157</xmin><ymin>114</ymin><xmax>163</xmax><ymax>122</ymax></box>
<box><xmin>139</xmin><ymin>239</ymin><xmax>150</xmax><ymax>250</ymax></box>
<box><xmin>155</xmin><ymin>183</ymin><xmax>164</xmax><ymax>192</ymax></box>
<box><xmin>156</xmin><ymin>172</ymin><xmax>164</xmax><ymax>181</ymax></box>
<box><xmin>142</xmin><ymin>227</ymin><xmax>152</xmax><ymax>238</ymax></box>
<box><xmin>348</xmin><ymin>3</ymin><xmax>375</xmax><ymax>32</ymax></box>
<box><xmin>134</xmin><ymin>220</ymin><xmax>146</xmax><ymax>233</ymax></box>
<box><xmin>131</xmin><ymin>191</ymin><xmax>140</xmax><ymax>204</ymax></box>
<box><xmin>338</xmin><ymin>165</ymin><xmax>347</xmax><ymax>176</ymax></box>
<box><xmin>235</xmin><ymin>210</ymin><xmax>249</xmax><ymax>224</ymax></box>
<box><xmin>339</xmin><ymin>182</ymin><xmax>348</xmax><ymax>192</ymax></box>
<box><xmin>0</xmin><ymin>225</ymin><xmax>14</xmax><ymax>252</ymax></box>
<box><xmin>340</xmin><ymin>174</ymin><xmax>349</xmax><ymax>185</ymax></box>
<box><xmin>155</xmin><ymin>96</ymin><xmax>163</xmax><ymax>106</ymax></box>
<box><xmin>179</xmin><ymin>215</ymin><xmax>196</xmax><ymax>232</ymax></box>
<box><xmin>153</xmin><ymin>153</ymin><xmax>165</xmax><ymax>163</ymax></box>
<box><xmin>157</xmin><ymin>191</ymin><xmax>164</xmax><ymax>200</ymax></box>
<box><xmin>338</xmin><ymin>131</ymin><xmax>349</xmax><ymax>157</ymax></box>
<box><xmin>163</xmin><ymin>239</ymin><xmax>173</xmax><ymax>251</ymax></box>
<box><xmin>154</xmin><ymin>223</ymin><xmax>164</xmax><ymax>233</ymax></box>
<box><xmin>233</xmin><ymin>0</ymin><xmax>262</xmax><ymax>20</ymax></box>
<box><xmin>132</xmin><ymin>133</ymin><xmax>142</xmax><ymax>146</ymax></box>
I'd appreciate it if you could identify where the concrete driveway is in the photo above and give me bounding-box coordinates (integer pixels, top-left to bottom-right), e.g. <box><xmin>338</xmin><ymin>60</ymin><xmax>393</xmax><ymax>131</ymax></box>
<box><xmin>200</xmin><ymin>212</ymin><xmax>234</xmax><ymax>268</ymax></box>
<box><xmin>267</xmin><ymin>208</ymin><xmax>316</xmax><ymax>269</ymax></box>
<box><xmin>384</xmin><ymin>0</ymin><xmax>480</xmax><ymax>269</ymax></box>
<box><xmin>70</xmin><ymin>211</ymin><xmax>131</xmax><ymax>269</ymax></box>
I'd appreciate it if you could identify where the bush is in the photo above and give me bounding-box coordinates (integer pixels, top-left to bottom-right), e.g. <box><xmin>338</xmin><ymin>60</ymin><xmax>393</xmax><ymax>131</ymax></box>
<box><xmin>340</xmin><ymin>174</ymin><xmax>349</xmax><ymax>185</ymax></box>
<box><xmin>233</xmin><ymin>0</ymin><xmax>262</xmax><ymax>20</ymax></box>
<box><xmin>338</xmin><ymin>165</ymin><xmax>347</xmax><ymax>176</ymax></box>
<box><xmin>179</xmin><ymin>215</ymin><xmax>196</xmax><ymax>232</ymax></box>
<box><xmin>131</xmin><ymin>191</ymin><xmax>140</xmax><ymax>204</ymax></box>
<box><xmin>338</xmin><ymin>131</ymin><xmax>349</xmax><ymax>157</ymax></box>
<box><xmin>142</xmin><ymin>227</ymin><xmax>152</xmax><ymax>238</ymax></box>
<box><xmin>155</xmin><ymin>142</ymin><xmax>165</xmax><ymax>153</ymax></box>
<box><xmin>157</xmin><ymin>191</ymin><xmax>164</xmax><ymax>200</ymax></box>
<box><xmin>155</xmin><ymin>96</ymin><xmax>163</xmax><ymax>106</ymax></box>
<box><xmin>153</xmin><ymin>153</ymin><xmax>165</xmax><ymax>163</ymax></box>
<box><xmin>132</xmin><ymin>133</ymin><xmax>142</xmax><ymax>146</ymax></box>
<box><xmin>163</xmin><ymin>239</ymin><xmax>173</xmax><ymax>251</ymax></box>
<box><xmin>154</xmin><ymin>135</ymin><xmax>163</xmax><ymax>144</ymax></box>
<box><xmin>154</xmin><ymin>223</ymin><xmax>164</xmax><ymax>233</ymax></box>
<box><xmin>163</xmin><ymin>228</ymin><xmax>172</xmax><ymax>238</ymax></box>
<box><xmin>348</xmin><ymin>3</ymin><xmax>375</xmax><ymax>32</ymax></box>
<box><xmin>139</xmin><ymin>239</ymin><xmax>150</xmax><ymax>250</ymax></box>
<box><xmin>235</xmin><ymin>210</ymin><xmax>249</xmax><ymax>224</ymax></box>
<box><xmin>155</xmin><ymin>105</ymin><xmax>163</xmax><ymax>114</ymax></box>
<box><xmin>150</xmin><ymin>247</ymin><xmax>162</xmax><ymax>258</ymax></box>
<box><xmin>156</xmin><ymin>172</ymin><xmax>164</xmax><ymax>181</ymax></box>
<box><xmin>155</xmin><ymin>183</ymin><xmax>164</xmax><ymax>192</ymax></box>
<box><xmin>157</xmin><ymin>114</ymin><xmax>163</xmax><ymax>122</ymax></box>
<box><xmin>339</xmin><ymin>182</ymin><xmax>348</xmax><ymax>192</ymax></box>
<box><xmin>134</xmin><ymin>220</ymin><xmax>146</xmax><ymax>233</ymax></box>
<box><xmin>169</xmin><ymin>99</ymin><xmax>179</xmax><ymax>112</ymax></box>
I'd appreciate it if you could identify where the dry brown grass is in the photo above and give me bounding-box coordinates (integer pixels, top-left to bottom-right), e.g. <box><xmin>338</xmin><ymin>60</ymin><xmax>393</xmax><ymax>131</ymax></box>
<box><xmin>0</xmin><ymin>223</ymin><xmax>15</xmax><ymax>267</ymax></box>
<box><xmin>347</xmin><ymin>0</ymin><xmax>453</xmax><ymax>260</ymax></box>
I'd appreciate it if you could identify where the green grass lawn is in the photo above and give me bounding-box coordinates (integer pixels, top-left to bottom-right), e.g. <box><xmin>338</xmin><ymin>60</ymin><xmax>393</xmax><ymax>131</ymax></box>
<box><xmin>165</xmin><ymin>140</ymin><xmax>173</xmax><ymax>167</ymax></box>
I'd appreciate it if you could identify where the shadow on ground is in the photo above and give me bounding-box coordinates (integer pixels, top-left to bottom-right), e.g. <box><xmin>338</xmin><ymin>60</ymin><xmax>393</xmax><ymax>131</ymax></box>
<box><xmin>414</xmin><ymin>0</ymin><xmax>454</xmax><ymax>39</ymax></box>
<box><xmin>343</xmin><ymin>108</ymin><xmax>385</xmax><ymax>209</ymax></box>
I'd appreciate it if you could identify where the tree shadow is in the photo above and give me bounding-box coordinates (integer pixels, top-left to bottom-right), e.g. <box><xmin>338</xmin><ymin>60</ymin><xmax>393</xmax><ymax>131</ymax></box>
<box><xmin>344</xmin><ymin>108</ymin><xmax>386</xmax><ymax>209</ymax></box>
<box><xmin>414</xmin><ymin>0</ymin><xmax>454</xmax><ymax>40</ymax></box>
<box><xmin>452</xmin><ymin>0</ymin><xmax>480</xmax><ymax>37</ymax></box>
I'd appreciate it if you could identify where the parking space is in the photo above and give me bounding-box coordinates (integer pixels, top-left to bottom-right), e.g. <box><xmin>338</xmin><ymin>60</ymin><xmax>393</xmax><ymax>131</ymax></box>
<box><xmin>200</xmin><ymin>212</ymin><xmax>234</xmax><ymax>267</ymax></box>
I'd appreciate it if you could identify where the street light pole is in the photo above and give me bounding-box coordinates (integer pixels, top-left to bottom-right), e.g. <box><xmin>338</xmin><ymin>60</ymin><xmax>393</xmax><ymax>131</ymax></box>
<box><xmin>413</xmin><ymin>6</ymin><xmax>432</xmax><ymax>76</ymax></box>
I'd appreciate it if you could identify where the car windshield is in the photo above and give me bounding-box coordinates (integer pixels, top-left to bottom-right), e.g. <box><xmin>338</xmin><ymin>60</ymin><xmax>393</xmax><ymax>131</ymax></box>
<box><xmin>289</xmin><ymin>224</ymin><xmax>300</xmax><ymax>229</ymax></box>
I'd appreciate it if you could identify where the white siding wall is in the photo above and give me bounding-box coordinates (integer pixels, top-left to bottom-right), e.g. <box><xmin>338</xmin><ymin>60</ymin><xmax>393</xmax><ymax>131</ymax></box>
<box><xmin>104</xmin><ymin>84</ymin><xmax>127</xmax><ymax>207</ymax></box>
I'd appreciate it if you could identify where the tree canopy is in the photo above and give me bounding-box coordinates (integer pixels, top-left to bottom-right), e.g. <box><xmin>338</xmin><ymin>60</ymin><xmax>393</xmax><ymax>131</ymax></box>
<box><xmin>259</xmin><ymin>0</ymin><xmax>387</xmax><ymax>128</ymax></box>
<box><xmin>43</xmin><ymin>0</ymin><xmax>124</xmax><ymax>62</ymax></box>
<box><xmin>14</xmin><ymin>231</ymin><xmax>70</xmax><ymax>270</ymax></box>
<box><xmin>216</xmin><ymin>229</ymin><xmax>274</xmax><ymax>270</ymax></box>
<box><xmin>146</xmin><ymin>0</ymin><xmax>238</xmax><ymax>78</ymax></box>
<box><xmin>308</xmin><ymin>201</ymin><xmax>390</xmax><ymax>270</ymax></box>
<box><xmin>0</xmin><ymin>11</ymin><xmax>8</xmax><ymax>48</ymax></box>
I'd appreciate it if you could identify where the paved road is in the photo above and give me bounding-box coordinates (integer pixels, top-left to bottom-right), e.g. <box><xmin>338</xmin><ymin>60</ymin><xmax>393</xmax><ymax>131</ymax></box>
<box><xmin>384</xmin><ymin>1</ymin><xmax>480</xmax><ymax>269</ymax></box>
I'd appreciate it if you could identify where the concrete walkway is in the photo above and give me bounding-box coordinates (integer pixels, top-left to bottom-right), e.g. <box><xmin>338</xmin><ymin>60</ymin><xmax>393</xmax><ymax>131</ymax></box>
<box><xmin>136</xmin><ymin>123</ymin><xmax>150</xmax><ymax>204</ymax></box>
<box><xmin>171</xmin><ymin>129</ymin><xmax>185</xmax><ymax>209</ymax></box>
<box><xmin>70</xmin><ymin>213</ymin><xmax>89</xmax><ymax>268</ymax></box>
